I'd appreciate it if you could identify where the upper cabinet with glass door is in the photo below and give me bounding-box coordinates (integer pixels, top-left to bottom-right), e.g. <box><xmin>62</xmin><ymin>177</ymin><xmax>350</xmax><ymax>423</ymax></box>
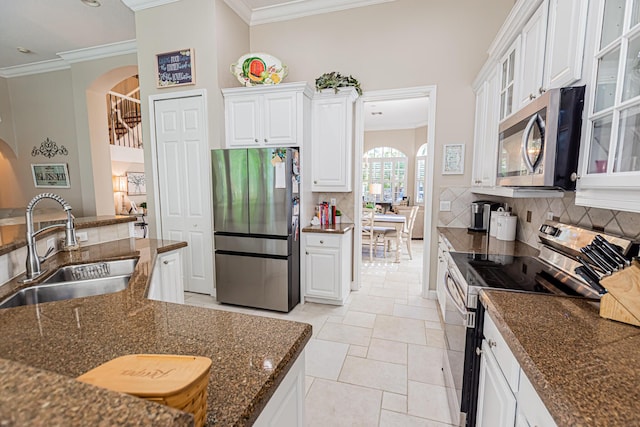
<box><xmin>577</xmin><ymin>0</ymin><xmax>640</xmax><ymax>212</ymax></box>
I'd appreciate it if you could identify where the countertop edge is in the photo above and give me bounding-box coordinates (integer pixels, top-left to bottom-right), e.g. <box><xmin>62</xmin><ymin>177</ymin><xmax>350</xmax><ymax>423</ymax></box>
<box><xmin>301</xmin><ymin>223</ymin><xmax>354</xmax><ymax>234</ymax></box>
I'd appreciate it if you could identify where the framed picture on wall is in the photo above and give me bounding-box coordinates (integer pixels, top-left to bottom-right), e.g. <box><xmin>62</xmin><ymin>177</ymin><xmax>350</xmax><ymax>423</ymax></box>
<box><xmin>442</xmin><ymin>143</ymin><xmax>465</xmax><ymax>175</ymax></box>
<box><xmin>127</xmin><ymin>172</ymin><xmax>146</xmax><ymax>195</ymax></box>
<box><xmin>156</xmin><ymin>48</ymin><xmax>195</xmax><ymax>88</ymax></box>
<box><xmin>31</xmin><ymin>163</ymin><xmax>71</xmax><ymax>188</ymax></box>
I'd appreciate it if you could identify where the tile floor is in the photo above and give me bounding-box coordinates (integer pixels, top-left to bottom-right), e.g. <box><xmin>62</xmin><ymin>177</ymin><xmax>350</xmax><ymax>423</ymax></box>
<box><xmin>184</xmin><ymin>241</ymin><xmax>456</xmax><ymax>427</ymax></box>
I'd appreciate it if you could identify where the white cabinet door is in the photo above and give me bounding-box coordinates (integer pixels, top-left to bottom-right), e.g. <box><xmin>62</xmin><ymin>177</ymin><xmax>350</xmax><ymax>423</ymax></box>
<box><xmin>436</xmin><ymin>241</ymin><xmax>448</xmax><ymax>318</ymax></box>
<box><xmin>303</xmin><ymin>231</ymin><xmax>351</xmax><ymax>304</ymax></box>
<box><xmin>225</xmin><ymin>95</ymin><xmax>262</xmax><ymax>147</ymax></box>
<box><xmin>499</xmin><ymin>38</ymin><xmax>520</xmax><ymax>120</ymax></box>
<box><xmin>472</xmin><ymin>80</ymin><xmax>488</xmax><ymax>187</ymax></box>
<box><xmin>472</xmin><ymin>68</ymin><xmax>499</xmax><ymax>188</ymax></box>
<box><xmin>518</xmin><ymin>2</ymin><xmax>549</xmax><ymax>108</ymax></box>
<box><xmin>311</xmin><ymin>88</ymin><xmax>358</xmax><ymax>192</ymax></box>
<box><xmin>476</xmin><ymin>339</ymin><xmax>517</xmax><ymax>427</ymax></box>
<box><xmin>544</xmin><ymin>0</ymin><xmax>588</xmax><ymax>90</ymax></box>
<box><xmin>518</xmin><ymin>370</ymin><xmax>557</xmax><ymax>427</ymax></box>
<box><xmin>263</xmin><ymin>92</ymin><xmax>297</xmax><ymax>146</ymax></box>
<box><xmin>148</xmin><ymin>248</ymin><xmax>185</xmax><ymax>304</ymax></box>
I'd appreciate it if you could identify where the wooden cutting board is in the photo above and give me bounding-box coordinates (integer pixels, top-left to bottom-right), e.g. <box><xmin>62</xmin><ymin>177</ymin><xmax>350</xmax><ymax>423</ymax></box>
<box><xmin>599</xmin><ymin>260</ymin><xmax>640</xmax><ymax>327</ymax></box>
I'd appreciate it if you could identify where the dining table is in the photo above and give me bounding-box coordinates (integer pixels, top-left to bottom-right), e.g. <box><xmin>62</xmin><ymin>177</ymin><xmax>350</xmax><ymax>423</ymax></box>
<box><xmin>374</xmin><ymin>213</ymin><xmax>407</xmax><ymax>263</ymax></box>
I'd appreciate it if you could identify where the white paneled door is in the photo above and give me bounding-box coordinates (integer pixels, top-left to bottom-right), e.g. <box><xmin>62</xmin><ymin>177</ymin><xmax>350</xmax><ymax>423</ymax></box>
<box><xmin>153</xmin><ymin>95</ymin><xmax>213</xmax><ymax>295</ymax></box>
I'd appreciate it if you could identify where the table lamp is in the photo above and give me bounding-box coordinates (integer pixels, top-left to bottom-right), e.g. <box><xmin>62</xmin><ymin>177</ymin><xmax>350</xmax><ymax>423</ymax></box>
<box><xmin>113</xmin><ymin>175</ymin><xmax>128</xmax><ymax>214</ymax></box>
<box><xmin>368</xmin><ymin>183</ymin><xmax>382</xmax><ymax>203</ymax></box>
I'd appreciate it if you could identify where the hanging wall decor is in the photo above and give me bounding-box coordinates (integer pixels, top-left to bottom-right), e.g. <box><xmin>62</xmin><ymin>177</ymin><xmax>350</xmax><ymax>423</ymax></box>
<box><xmin>156</xmin><ymin>49</ymin><xmax>195</xmax><ymax>88</ymax></box>
<box><xmin>31</xmin><ymin>137</ymin><xmax>68</xmax><ymax>158</ymax></box>
<box><xmin>31</xmin><ymin>163</ymin><xmax>71</xmax><ymax>188</ymax></box>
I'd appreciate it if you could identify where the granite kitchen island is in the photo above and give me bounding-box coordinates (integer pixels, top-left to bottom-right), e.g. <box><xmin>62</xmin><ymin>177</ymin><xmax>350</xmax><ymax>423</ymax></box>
<box><xmin>0</xmin><ymin>217</ymin><xmax>311</xmax><ymax>426</ymax></box>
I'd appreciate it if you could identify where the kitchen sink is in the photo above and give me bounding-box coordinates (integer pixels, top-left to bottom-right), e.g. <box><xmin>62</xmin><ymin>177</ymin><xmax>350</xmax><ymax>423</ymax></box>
<box><xmin>0</xmin><ymin>259</ymin><xmax>138</xmax><ymax>309</ymax></box>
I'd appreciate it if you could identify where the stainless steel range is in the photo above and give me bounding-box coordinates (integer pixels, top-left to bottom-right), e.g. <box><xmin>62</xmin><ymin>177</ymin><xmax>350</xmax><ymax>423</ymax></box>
<box><xmin>440</xmin><ymin>221</ymin><xmax>638</xmax><ymax>427</ymax></box>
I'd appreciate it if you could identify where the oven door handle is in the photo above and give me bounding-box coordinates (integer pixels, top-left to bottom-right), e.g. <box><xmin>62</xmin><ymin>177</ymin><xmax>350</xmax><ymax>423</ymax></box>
<box><xmin>444</xmin><ymin>272</ymin><xmax>468</xmax><ymax>317</ymax></box>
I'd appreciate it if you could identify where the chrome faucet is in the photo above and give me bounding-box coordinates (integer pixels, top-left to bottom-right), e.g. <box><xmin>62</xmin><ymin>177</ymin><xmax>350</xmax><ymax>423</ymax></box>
<box><xmin>23</xmin><ymin>193</ymin><xmax>78</xmax><ymax>282</ymax></box>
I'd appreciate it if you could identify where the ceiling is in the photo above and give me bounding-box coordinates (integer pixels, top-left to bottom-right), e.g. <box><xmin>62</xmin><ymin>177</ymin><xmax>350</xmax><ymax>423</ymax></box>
<box><xmin>0</xmin><ymin>0</ymin><xmax>423</xmax><ymax>131</ymax></box>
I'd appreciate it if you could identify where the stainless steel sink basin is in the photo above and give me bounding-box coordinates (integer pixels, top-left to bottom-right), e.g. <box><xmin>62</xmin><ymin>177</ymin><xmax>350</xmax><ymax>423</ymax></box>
<box><xmin>0</xmin><ymin>259</ymin><xmax>137</xmax><ymax>309</ymax></box>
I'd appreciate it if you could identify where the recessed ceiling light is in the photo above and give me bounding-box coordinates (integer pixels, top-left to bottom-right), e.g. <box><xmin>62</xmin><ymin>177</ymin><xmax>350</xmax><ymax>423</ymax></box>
<box><xmin>16</xmin><ymin>47</ymin><xmax>32</xmax><ymax>54</ymax></box>
<box><xmin>81</xmin><ymin>0</ymin><xmax>101</xmax><ymax>7</ymax></box>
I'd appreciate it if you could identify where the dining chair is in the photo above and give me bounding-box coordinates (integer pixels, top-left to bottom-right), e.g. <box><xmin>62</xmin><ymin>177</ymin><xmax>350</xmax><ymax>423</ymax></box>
<box><xmin>361</xmin><ymin>208</ymin><xmax>377</xmax><ymax>261</ymax></box>
<box><xmin>382</xmin><ymin>205</ymin><xmax>420</xmax><ymax>260</ymax></box>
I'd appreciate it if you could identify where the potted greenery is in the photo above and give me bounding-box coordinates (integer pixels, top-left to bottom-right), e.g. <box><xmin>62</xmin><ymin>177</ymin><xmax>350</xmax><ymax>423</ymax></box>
<box><xmin>139</xmin><ymin>202</ymin><xmax>147</xmax><ymax>215</ymax></box>
<box><xmin>315</xmin><ymin>72</ymin><xmax>362</xmax><ymax>95</ymax></box>
<box><xmin>335</xmin><ymin>210</ymin><xmax>342</xmax><ymax>224</ymax></box>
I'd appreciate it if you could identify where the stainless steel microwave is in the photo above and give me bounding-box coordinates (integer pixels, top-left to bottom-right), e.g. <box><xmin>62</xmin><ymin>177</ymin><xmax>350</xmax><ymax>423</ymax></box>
<box><xmin>496</xmin><ymin>86</ymin><xmax>585</xmax><ymax>190</ymax></box>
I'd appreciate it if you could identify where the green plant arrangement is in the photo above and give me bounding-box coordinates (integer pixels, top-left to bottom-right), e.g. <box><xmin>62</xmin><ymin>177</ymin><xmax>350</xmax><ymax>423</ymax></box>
<box><xmin>315</xmin><ymin>72</ymin><xmax>362</xmax><ymax>95</ymax></box>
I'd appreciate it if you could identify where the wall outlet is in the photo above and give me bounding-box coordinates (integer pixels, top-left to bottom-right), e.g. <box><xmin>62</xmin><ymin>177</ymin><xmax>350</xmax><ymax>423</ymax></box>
<box><xmin>440</xmin><ymin>200</ymin><xmax>452</xmax><ymax>212</ymax></box>
<box><xmin>46</xmin><ymin>238</ymin><xmax>56</xmax><ymax>252</ymax></box>
<box><xmin>526</xmin><ymin>210</ymin><xmax>532</xmax><ymax>223</ymax></box>
<box><xmin>77</xmin><ymin>231</ymin><xmax>89</xmax><ymax>242</ymax></box>
<box><xmin>330</xmin><ymin>198</ymin><xmax>337</xmax><ymax>206</ymax></box>
<box><xmin>546</xmin><ymin>211</ymin><xmax>554</xmax><ymax>220</ymax></box>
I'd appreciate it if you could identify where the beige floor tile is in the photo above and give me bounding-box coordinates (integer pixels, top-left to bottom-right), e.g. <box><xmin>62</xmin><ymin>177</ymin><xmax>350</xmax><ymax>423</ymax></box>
<box><xmin>382</xmin><ymin>392</ymin><xmax>407</xmax><ymax>413</ymax></box>
<box><xmin>317</xmin><ymin>322</ymin><xmax>372</xmax><ymax>347</ymax></box>
<box><xmin>349</xmin><ymin>294</ymin><xmax>395</xmax><ymax>315</ymax></box>
<box><xmin>367</xmin><ymin>338</ymin><xmax>408</xmax><ymax>365</ymax></box>
<box><xmin>425</xmin><ymin>320</ymin><xmax>443</xmax><ymax>331</ymax></box>
<box><xmin>407</xmin><ymin>381</ymin><xmax>454</xmax><ymax>424</ymax></box>
<box><xmin>373</xmin><ymin>314</ymin><xmax>427</xmax><ymax>345</ymax></box>
<box><xmin>406</xmin><ymin>296</ymin><xmax>438</xmax><ymax>309</ymax></box>
<box><xmin>426</xmin><ymin>329</ymin><xmax>446</xmax><ymax>349</ymax></box>
<box><xmin>342</xmin><ymin>311</ymin><xmax>377</xmax><ymax>328</ymax></box>
<box><xmin>348</xmin><ymin>344</ymin><xmax>368</xmax><ymax>358</ymax></box>
<box><xmin>380</xmin><ymin>410</ymin><xmax>452</xmax><ymax>427</ymax></box>
<box><xmin>408</xmin><ymin>344</ymin><xmax>445</xmax><ymax>386</ymax></box>
<box><xmin>369</xmin><ymin>286</ymin><xmax>408</xmax><ymax>299</ymax></box>
<box><xmin>326</xmin><ymin>315</ymin><xmax>343</xmax><ymax>324</ymax></box>
<box><xmin>305</xmin><ymin>339</ymin><xmax>349</xmax><ymax>381</ymax></box>
<box><xmin>305</xmin><ymin>376</ymin><xmax>314</xmax><ymax>396</ymax></box>
<box><xmin>338</xmin><ymin>355</ymin><xmax>407</xmax><ymax>394</ymax></box>
<box><xmin>393</xmin><ymin>304</ymin><xmax>440</xmax><ymax>322</ymax></box>
<box><xmin>306</xmin><ymin>378</ymin><xmax>382</xmax><ymax>427</ymax></box>
<box><xmin>386</xmin><ymin>271</ymin><xmax>422</xmax><ymax>284</ymax></box>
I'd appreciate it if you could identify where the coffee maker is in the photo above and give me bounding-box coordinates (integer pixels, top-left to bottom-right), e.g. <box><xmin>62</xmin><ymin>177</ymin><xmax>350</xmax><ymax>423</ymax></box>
<box><xmin>468</xmin><ymin>201</ymin><xmax>502</xmax><ymax>232</ymax></box>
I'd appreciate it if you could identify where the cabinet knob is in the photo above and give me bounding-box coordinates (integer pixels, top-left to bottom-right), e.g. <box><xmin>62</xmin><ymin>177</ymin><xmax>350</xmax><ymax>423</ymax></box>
<box><xmin>320</xmin><ymin>240</ymin><xmax>324</xmax><ymax>244</ymax></box>
<box><xmin>529</xmin><ymin>93</ymin><xmax>535</xmax><ymax>100</ymax></box>
<box><xmin>488</xmin><ymin>339</ymin><xmax>497</xmax><ymax>348</ymax></box>
<box><xmin>163</xmin><ymin>260</ymin><xmax>169</xmax><ymax>265</ymax></box>
<box><xmin>314</xmin><ymin>180</ymin><xmax>317</xmax><ymax>184</ymax></box>
<box><xmin>254</xmin><ymin>138</ymin><xmax>259</xmax><ymax>143</ymax></box>
<box><xmin>538</xmin><ymin>86</ymin><xmax>545</xmax><ymax>94</ymax></box>
<box><xmin>264</xmin><ymin>138</ymin><xmax>268</xmax><ymax>143</ymax></box>
<box><xmin>570</xmin><ymin>172</ymin><xmax>580</xmax><ymax>181</ymax></box>
<box><xmin>305</xmin><ymin>251</ymin><xmax>309</xmax><ymax>255</ymax></box>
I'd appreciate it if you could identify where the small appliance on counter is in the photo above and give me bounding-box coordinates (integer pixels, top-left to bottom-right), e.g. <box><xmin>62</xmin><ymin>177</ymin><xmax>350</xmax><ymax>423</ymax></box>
<box><xmin>495</xmin><ymin>214</ymin><xmax>517</xmax><ymax>241</ymax></box>
<box><xmin>468</xmin><ymin>201</ymin><xmax>503</xmax><ymax>232</ymax></box>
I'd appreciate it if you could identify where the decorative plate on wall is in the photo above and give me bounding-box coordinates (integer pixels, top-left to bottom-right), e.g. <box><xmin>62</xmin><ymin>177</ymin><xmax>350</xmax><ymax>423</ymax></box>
<box><xmin>230</xmin><ymin>53</ymin><xmax>288</xmax><ymax>87</ymax></box>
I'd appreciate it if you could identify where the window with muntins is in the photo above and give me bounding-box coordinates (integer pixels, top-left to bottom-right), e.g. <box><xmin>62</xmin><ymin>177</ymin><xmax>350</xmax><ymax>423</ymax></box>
<box><xmin>415</xmin><ymin>143</ymin><xmax>428</xmax><ymax>204</ymax></box>
<box><xmin>362</xmin><ymin>147</ymin><xmax>407</xmax><ymax>203</ymax></box>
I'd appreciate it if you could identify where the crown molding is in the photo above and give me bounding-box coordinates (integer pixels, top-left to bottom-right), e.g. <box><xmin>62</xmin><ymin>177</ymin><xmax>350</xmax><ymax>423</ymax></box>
<box><xmin>224</xmin><ymin>0</ymin><xmax>394</xmax><ymax>26</ymax></box>
<box><xmin>121</xmin><ymin>0</ymin><xmax>180</xmax><ymax>12</ymax></box>
<box><xmin>57</xmin><ymin>40</ymin><xmax>137</xmax><ymax>63</ymax></box>
<box><xmin>0</xmin><ymin>59</ymin><xmax>69</xmax><ymax>78</ymax></box>
<box><xmin>0</xmin><ymin>40</ymin><xmax>137</xmax><ymax>78</ymax></box>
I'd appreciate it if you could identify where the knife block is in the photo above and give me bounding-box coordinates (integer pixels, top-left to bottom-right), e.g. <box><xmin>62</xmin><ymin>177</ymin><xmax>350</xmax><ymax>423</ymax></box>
<box><xmin>599</xmin><ymin>260</ymin><xmax>640</xmax><ymax>327</ymax></box>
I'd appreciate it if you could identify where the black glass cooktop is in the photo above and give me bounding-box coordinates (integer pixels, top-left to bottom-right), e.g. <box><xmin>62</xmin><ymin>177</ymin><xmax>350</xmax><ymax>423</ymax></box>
<box><xmin>449</xmin><ymin>252</ymin><xmax>579</xmax><ymax>296</ymax></box>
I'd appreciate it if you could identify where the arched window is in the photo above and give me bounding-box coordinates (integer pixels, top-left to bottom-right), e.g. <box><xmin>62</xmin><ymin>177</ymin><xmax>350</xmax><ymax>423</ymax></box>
<box><xmin>415</xmin><ymin>143</ymin><xmax>428</xmax><ymax>204</ymax></box>
<box><xmin>362</xmin><ymin>147</ymin><xmax>407</xmax><ymax>203</ymax></box>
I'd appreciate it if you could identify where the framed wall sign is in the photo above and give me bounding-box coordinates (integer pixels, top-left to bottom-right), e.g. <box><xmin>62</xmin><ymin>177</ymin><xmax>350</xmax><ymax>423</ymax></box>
<box><xmin>156</xmin><ymin>48</ymin><xmax>195</xmax><ymax>88</ymax></box>
<box><xmin>127</xmin><ymin>172</ymin><xmax>146</xmax><ymax>196</ymax></box>
<box><xmin>31</xmin><ymin>163</ymin><xmax>71</xmax><ymax>188</ymax></box>
<box><xmin>442</xmin><ymin>143</ymin><xmax>465</xmax><ymax>175</ymax></box>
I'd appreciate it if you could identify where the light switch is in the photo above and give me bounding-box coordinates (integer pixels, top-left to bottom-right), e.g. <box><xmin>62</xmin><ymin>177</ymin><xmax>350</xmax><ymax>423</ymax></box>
<box><xmin>440</xmin><ymin>200</ymin><xmax>451</xmax><ymax>212</ymax></box>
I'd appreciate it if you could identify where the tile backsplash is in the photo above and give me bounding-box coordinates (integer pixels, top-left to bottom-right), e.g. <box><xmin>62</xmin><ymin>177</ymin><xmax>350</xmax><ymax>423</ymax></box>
<box><xmin>438</xmin><ymin>187</ymin><xmax>640</xmax><ymax>248</ymax></box>
<box><xmin>314</xmin><ymin>192</ymin><xmax>355</xmax><ymax>223</ymax></box>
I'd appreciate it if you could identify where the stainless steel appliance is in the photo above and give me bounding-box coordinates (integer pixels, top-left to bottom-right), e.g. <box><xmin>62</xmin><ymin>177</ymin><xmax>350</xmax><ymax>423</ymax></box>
<box><xmin>468</xmin><ymin>201</ymin><xmax>502</xmax><ymax>232</ymax></box>
<box><xmin>441</xmin><ymin>221</ymin><xmax>638</xmax><ymax>426</ymax></box>
<box><xmin>496</xmin><ymin>86</ymin><xmax>585</xmax><ymax>189</ymax></box>
<box><xmin>211</xmin><ymin>148</ymin><xmax>300</xmax><ymax>312</ymax></box>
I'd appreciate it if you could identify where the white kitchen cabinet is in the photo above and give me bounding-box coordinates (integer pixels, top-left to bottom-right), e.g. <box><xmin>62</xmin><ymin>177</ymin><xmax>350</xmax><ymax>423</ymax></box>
<box><xmin>302</xmin><ymin>230</ymin><xmax>352</xmax><ymax>305</ymax></box>
<box><xmin>543</xmin><ymin>0</ymin><xmax>589</xmax><ymax>90</ymax></box>
<box><xmin>476</xmin><ymin>338</ymin><xmax>517</xmax><ymax>427</ymax></box>
<box><xmin>222</xmin><ymin>82</ymin><xmax>312</xmax><ymax>148</ymax></box>
<box><xmin>517</xmin><ymin>2</ymin><xmax>548</xmax><ymax>108</ymax></box>
<box><xmin>517</xmin><ymin>369</ymin><xmax>557</xmax><ymax>427</ymax></box>
<box><xmin>148</xmin><ymin>248</ymin><xmax>185</xmax><ymax>304</ymax></box>
<box><xmin>436</xmin><ymin>237</ymin><xmax>449</xmax><ymax>318</ymax></box>
<box><xmin>310</xmin><ymin>88</ymin><xmax>358</xmax><ymax>192</ymax></box>
<box><xmin>498</xmin><ymin>38</ymin><xmax>520</xmax><ymax>120</ymax></box>
<box><xmin>254</xmin><ymin>350</ymin><xmax>305</xmax><ymax>427</ymax></box>
<box><xmin>472</xmin><ymin>68</ymin><xmax>500</xmax><ymax>187</ymax></box>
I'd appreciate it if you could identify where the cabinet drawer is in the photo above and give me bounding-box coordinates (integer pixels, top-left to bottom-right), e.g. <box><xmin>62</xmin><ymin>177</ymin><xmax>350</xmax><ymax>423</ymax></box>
<box><xmin>483</xmin><ymin>312</ymin><xmax>520</xmax><ymax>393</ymax></box>
<box><xmin>304</xmin><ymin>234</ymin><xmax>340</xmax><ymax>248</ymax></box>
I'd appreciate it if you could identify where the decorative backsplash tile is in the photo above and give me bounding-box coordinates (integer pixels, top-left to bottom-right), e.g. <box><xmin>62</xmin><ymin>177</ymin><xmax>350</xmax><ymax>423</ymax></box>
<box><xmin>313</xmin><ymin>192</ymin><xmax>355</xmax><ymax>223</ymax></box>
<box><xmin>438</xmin><ymin>187</ymin><xmax>640</xmax><ymax>248</ymax></box>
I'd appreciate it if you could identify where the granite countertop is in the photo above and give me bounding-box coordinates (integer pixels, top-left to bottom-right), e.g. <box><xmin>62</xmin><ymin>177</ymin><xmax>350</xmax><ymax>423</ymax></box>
<box><xmin>302</xmin><ymin>222</ymin><xmax>354</xmax><ymax>234</ymax></box>
<box><xmin>481</xmin><ymin>290</ymin><xmax>640</xmax><ymax>426</ymax></box>
<box><xmin>0</xmin><ymin>215</ymin><xmax>136</xmax><ymax>257</ymax></box>
<box><xmin>0</xmin><ymin>237</ymin><xmax>312</xmax><ymax>426</ymax></box>
<box><xmin>437</xmin><ymin>226</ymin><xmax>539</xmax><ymax>257</ymax></box>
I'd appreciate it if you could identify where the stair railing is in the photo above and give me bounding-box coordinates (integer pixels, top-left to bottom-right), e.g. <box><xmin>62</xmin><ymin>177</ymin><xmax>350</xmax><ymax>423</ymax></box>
<box><xmin>108</xmin><ymin>90</ymin><xmax>142</xmax><ymax>149</ymax></box>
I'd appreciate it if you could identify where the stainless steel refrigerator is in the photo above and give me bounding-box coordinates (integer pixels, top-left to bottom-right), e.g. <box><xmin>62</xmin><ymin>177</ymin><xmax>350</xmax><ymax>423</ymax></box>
<box><xmin>211</xmin><ymin>147</ymin><xmax>300</xmax><ymax>312</ymax></box>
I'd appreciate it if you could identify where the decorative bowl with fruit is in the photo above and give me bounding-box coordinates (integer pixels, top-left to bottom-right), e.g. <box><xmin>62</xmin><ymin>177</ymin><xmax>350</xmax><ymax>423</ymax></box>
<box><xmin>230</xmin><ymin>53</ymin><xmax>288</xmax><ymax>87</ymax></box>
